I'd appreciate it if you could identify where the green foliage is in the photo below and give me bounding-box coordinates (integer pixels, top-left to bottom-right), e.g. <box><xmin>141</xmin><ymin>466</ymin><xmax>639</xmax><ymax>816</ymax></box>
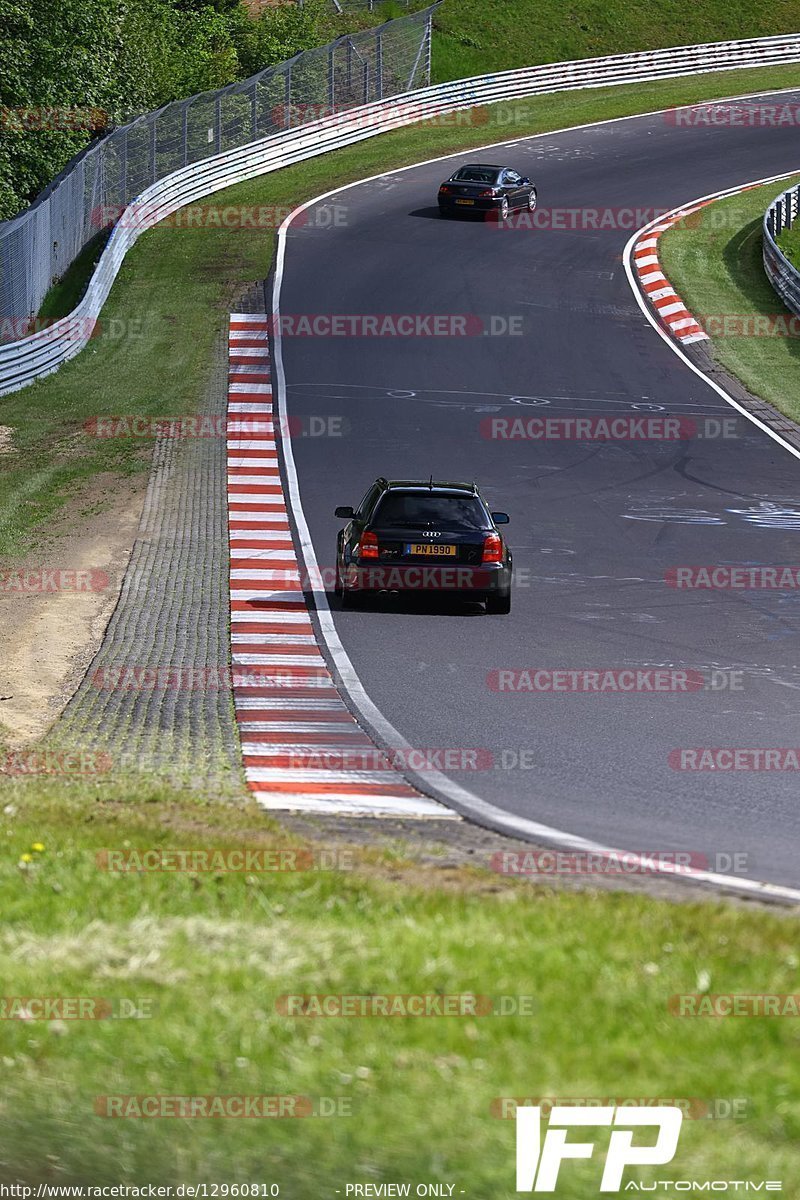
<box><xmin>0</xmin><ymin>0</ymin><xmax>345</xmax><ymax>221</ymax></box>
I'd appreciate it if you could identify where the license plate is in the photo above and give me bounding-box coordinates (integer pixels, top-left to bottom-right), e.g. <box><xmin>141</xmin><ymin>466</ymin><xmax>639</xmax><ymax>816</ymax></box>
<box><xmin>454</xmin><ymin>199</ymin><xmax>474</xmax><ymax>206</ymax></box>
<box><xmin>406</xmin><ymin>543</ymin><xmax>457</xmax><ymax>556</ymax></box>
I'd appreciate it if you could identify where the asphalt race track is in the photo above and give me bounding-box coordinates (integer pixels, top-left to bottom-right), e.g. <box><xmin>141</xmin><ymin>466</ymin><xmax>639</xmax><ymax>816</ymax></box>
<box><xmin>278</xmin><ymin>91</ymin><xmax>800</xmax><ymax>889</ymax></box>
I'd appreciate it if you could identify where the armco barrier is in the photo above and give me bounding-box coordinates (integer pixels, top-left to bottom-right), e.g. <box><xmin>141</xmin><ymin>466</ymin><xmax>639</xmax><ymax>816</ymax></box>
<box><xmin>763</xmin><ymin>182</ymin><xmax>800</xmax><ymax>315</ymax></box>
<box><xmin>4</xmin><ymin>32</ymin><xmax>800</xmax><ymax>395</ymax></box>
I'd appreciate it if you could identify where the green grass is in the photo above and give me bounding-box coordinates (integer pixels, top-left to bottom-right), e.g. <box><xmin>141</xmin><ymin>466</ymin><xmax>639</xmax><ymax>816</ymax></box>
<box><xmin>776</xmin><ymin>208</ymin><xmax>800</xmax><ymax>268</ymax></box>
<box><xmin>0</xmin><ymin>776</ymin><xmax>798</xmax><ymax>1188</ymax></box>
<box><xmin>431</xmin><ymin>0</ymin><xmax>800</xmax><ymax>82</ymax></box>
<box><xmin>37</xmin><ymin>232</ymin><xmax>111</xmax><ymax>324</ymax></box>
<box><xmin>3</xmin><ymin>64</ymin><xmax>800</xmax><ymax>562</ymax></box>
<box><xmin>660</xmin><ymin>176</ymin><xmax>800</xmax><ymax>423</ymax></box>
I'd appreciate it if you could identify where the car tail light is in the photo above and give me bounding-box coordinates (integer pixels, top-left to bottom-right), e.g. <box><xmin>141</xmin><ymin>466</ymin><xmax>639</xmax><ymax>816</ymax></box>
<box><xmin>439</xmin><ymin>185</ymin><xmax>452</xmax><ymax>194</ymax></box>
<box><xmin>482</xmin><ymin>533</ymin><xmax>503</xmax><ymax>563</ymax></box>
<box><xmin>358</xmin><ymin>531</ymin><xmax>379</xmax><ymax>559</ymax></box>
<box><xmin>477</xmin><ymin>188</ymin><xmax>500</xmax><ymax>197</ymax></box>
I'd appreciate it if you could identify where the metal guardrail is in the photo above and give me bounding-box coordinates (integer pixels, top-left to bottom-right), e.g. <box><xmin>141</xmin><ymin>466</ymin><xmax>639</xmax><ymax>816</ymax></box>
<box><xmin>763</xmin><ymin>182</ymin><xmax>800</xmax><ymax>315</ymax></box>
<box><xmin>5</xmin><ymin>30</ymin><xmax>800</xmax><ymax>395</ymax></box>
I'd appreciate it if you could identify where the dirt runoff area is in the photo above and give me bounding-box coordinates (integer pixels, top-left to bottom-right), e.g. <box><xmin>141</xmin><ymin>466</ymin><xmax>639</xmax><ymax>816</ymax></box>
<box><xmin>0</xmin><ymin>473</ymin><xmax>145</xmax><ymax>745</ymax></box>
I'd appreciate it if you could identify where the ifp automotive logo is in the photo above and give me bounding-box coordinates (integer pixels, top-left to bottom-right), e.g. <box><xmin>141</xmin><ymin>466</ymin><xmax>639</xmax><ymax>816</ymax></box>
<box><xmin>515</xmin><ymin>1105</ymin><xmax>682</xmax><ymax>1192</ymax></box>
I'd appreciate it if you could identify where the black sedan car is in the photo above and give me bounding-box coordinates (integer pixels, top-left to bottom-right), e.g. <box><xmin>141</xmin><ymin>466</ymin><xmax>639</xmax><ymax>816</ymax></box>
<box><xmin>334</xmin><ymin>478</ymin><xmax>513</xmax><ymax>613</ymax></box>
<box><xmin>437</xmin><ymin>163</ymin><xmax>537</xmax><ymax>220</ymax></box>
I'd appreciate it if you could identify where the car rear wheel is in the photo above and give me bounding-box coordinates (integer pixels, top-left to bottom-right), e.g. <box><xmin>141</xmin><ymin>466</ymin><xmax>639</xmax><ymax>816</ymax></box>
<box><xmin>527</xmin><ymin>188</ymin><xmax>537</xmax><ymax>212</ymax></box>
<box><xmin>486</xmin><ymin>590</ymin><xmax>511</xmax><ymax>615</ymax></box>
<box><xmin>499</xmin><ymin>197</ymin><xmax>509</xmax><ymax>221</ymax></box>
<box><xmin>334</xmin><ymin>559</ymin><xmax>343</xmax><ymax>598</ymax></box>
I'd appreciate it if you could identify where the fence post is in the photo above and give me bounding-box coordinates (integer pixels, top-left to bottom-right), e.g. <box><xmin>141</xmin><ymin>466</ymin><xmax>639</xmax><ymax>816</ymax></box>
<box><xmin>149</xmin><ymin>118</ymin><xmax>157</xmax><ymax>185</ymax></box>
<box><xmin>251</xmin><ymin>82</ymin><xmax>258</xmax><ymax>140</ymax></box>
<box><xmin>376</xmin><ymin>30</ymin><xmax>383</xmax><ymax>101</ymax></box>
<box><xmin>215</xmin><ymin>96</ymin><xmax>222</xmax><ymax>154</ymax></box>
<box><xmin>120</xmin><ymin>126</ymin><xmax>128</xmax><ymax>206</ymax></box>
<box><xmin>329</xmin><ymin>43</ymin><xmax>336</xmax><ymax>114</ymax></box>
<box><xmin>425</xmin><ymin>11</ymin><xmax>433</xmax><ymax>83</ymax></box>
<box><xmin>182</xmin><ymin>103</ymin><xmax>189</xmax><ymax>168</ymax></box>
<box><xmin>285</xmin><ymin>65</ymin><xmax>292</xmax><ymax>128</ymax></box>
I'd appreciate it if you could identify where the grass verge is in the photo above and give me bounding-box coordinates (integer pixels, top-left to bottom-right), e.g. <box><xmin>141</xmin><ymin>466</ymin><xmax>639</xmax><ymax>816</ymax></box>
<box><xmin>776</xmin><ymin>204</ymin><xmax>800</xmax><ymax>268</ymax></box>
<box><xmin>431</xmin><ymin>0</ymin><xmax>800</xmax><ymax>83</ymax></box>
<box><xmin>0</xmin><ymin>777</ymin><xmax>798</xmax><ymax>1187</ymax></box>
<box><xmin>3</xmin><ymin>64</ymin><xmax>800</xmax><ymax>561</ymax></box>
<box><xmin>660</xmin><ymin>174</ymin><xmax>800</xmax><ymax>423</ymax></box>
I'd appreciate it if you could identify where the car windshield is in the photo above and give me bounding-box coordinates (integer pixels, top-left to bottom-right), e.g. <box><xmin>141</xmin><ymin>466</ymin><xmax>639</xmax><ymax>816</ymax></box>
<box><xmin>373</xmin><ymin>493</ymin><xmax>489</xmax><ymax>531</ymax></box>
<box><xmin>451</xmin><ymin>167</ymin><xmax>501</xmax><ymax>184</ymax></box>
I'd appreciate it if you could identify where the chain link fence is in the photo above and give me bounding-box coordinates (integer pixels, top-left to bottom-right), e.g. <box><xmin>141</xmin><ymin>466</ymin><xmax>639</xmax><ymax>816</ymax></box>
<box><xmin>0</xmin><ymin>5</ymin><xmax>434</xmax><ymax>339</ymax></box>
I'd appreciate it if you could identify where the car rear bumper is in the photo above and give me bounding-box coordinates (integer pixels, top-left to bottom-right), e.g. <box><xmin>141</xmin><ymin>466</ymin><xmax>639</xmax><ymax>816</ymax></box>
<box><xmin>438</xmin><ymin>196</ymin><xmax>504</xmax><ymax>214</ymax></box>
<box><xmin>344</xmin><ymin>561</ymin><xmax>511</xmax><ymax>596</ymax></box>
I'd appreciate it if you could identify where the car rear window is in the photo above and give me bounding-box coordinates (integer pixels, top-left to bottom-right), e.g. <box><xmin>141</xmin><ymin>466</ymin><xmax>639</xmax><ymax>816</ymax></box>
<box><xmin>372</xmin><ymin>493</ymin><xmax>489</xmax><ymax>530</ymax></box>
<box><xmin>451</xmin><ymin>168</ymin><xmax>500</xmax><ymax>184</ymax></box>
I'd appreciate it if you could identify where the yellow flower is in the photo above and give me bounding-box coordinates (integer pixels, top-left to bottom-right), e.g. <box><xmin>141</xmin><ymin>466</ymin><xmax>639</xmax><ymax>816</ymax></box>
<box><xmin>31</xmin><ymin>843</ymin><xmax>45</xmax><ymax>853</ymax></box>
<box><xmin>19</xmin><ymin>853</ymin><xmax>32</xmax><ymax>864</ymax></box>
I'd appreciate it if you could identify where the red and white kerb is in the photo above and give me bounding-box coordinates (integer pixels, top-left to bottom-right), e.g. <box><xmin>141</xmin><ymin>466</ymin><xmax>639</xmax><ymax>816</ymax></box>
<box><xmin>226</xmin><ymin>312</ymin><xmax>448</xmax><ymax>817</ymax></box>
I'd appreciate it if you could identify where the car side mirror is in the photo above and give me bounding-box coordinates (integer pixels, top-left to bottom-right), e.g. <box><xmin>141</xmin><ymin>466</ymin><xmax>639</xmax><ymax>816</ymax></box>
<box><xmin>491</xmin><ymin>511</ymin><xmax>510</xmax><ymax>524</ymax></box>
<box><xmin>335</xmin><ymin>505</ymin><xmax>354</xmax><ymax>519</ymax></box>
<box><xmin>521</xmin><ymin>178</ymin><xmax>530</xmax><ymax>185</ymax></box>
